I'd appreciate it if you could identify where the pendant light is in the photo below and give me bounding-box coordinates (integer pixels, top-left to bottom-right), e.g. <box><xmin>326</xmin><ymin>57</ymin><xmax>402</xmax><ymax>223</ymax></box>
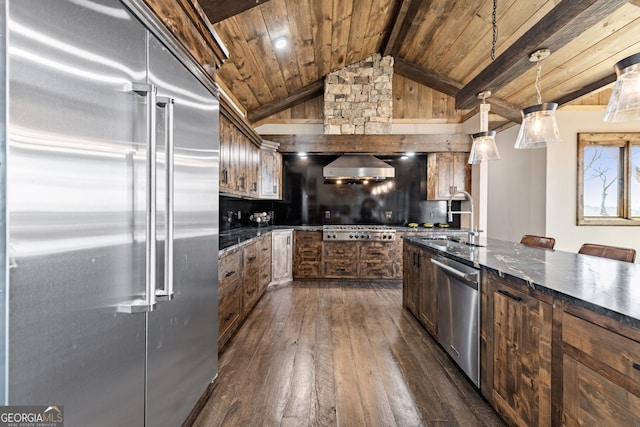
<box><xmin>514</xmin><ymin>48</ymin><xmax>562</xmax><ymax>149</ymax></box>
<box><xmin>468</xmin><ymin>91</ymin><xmax>500</xmax><ymax>164</ymax></box>
<box><xmin>604</xmin><ymin>52</ymin><xmax>640</xmax><ymax>122</ymax></box>
<box><xmin>468</xmin><ymin>0</ymin><xmax>500</xmax><ymax>164</ymax></box>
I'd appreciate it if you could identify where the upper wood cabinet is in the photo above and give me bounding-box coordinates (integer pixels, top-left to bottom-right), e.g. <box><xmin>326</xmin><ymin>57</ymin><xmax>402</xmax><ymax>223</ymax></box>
<box><xmin>427</xmin><ymin>152</ymin><xmax>471</xmax><ymax>200</ymax></box>
<box><xmin>260</xmin><ymin>141</ymin><xmax>282</xmax><ymax>199</ymax></box>
<box><xmin>482</xmin><ymin>271</ymin><xmax>552</xmax><ymax>427</ymax></box>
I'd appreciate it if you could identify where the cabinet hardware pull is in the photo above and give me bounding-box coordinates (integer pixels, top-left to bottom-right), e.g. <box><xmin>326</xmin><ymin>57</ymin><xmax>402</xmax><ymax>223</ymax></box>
<box><xmin>633</xmin><ymin>363</ymin><xmax>640</xmax><ymax>372</ymax></box>
<box><xmin>225</xmin><ymin>312</ymin><xmax>235</xmax><ymax>321</ymax></box>
<box><xmin>497</xmin><ymin>289</ymin><xmax>522</xmax><ymax>302</ymax></box>
<box><xmin>248</xmin><ymin>256</ymin><xmax>256</xmax><ymax>261</ymax></box>
<box><xmin>225</xmin><ymin>270</ymin><xmax>235</xmax><ymax>277</ymax></box>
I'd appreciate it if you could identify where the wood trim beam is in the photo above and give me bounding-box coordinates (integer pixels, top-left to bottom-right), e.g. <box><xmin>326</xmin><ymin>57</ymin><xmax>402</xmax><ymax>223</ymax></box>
<box><xmin>247</xmin><ymin>79</ymin><xmax>324</xmax><ymax>123</ymax></box>
<box><xmin>552</xmin><ymin>73</ymin><xmax>616</xmax><ymax>107</ymax></box>
<box><xmin>260</xmin><ymin>134</ymin><xmax>472</xmax><ymax>154</ymax></box>
<box><xmin>455</xmin><ymin>0</ymin><xmax>628</xmax><ymax>110</ymax></box>
<box><xmin>382</xmin><ymin>0</ymin><xmax>417</xmax><ymax>57</ymax></box>
<box><xmin>199</xmin><ymin>0</ymin><xmax>272</xmax><ymax>24</ymax></box>
<box><xmin>394</xmin><ymin>58</ymin><xmax>523</xmax><ymax>123</ymax></box>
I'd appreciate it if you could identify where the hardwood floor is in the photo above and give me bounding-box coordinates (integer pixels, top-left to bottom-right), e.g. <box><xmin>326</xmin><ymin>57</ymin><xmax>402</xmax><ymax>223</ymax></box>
<box><xmin>193</xmin><ymin>281</ymin><xmax>504</xmax><ymax>427</ymax></box>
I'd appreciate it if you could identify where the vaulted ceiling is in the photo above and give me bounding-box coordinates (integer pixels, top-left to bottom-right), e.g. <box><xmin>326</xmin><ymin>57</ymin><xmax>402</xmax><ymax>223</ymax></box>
<box><xmin>201</xmin><ymin>0</ymin><xmax>640</xmax><ymax>126</ymax></box>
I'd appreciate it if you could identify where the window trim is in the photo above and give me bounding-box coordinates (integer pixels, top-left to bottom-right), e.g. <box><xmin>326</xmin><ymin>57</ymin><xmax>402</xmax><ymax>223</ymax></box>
<box><xmin>577</xmin><ymin>132</ymin><xmax>640</xmax><ymax>226</ymax></box>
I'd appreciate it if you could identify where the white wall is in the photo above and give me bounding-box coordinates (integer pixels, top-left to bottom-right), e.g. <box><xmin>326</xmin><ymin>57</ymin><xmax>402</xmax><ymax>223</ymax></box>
<box><xmin>486</xmin><ymin>125</ymin><xmax>547</xmax><ymax>242</ymax></box>
<box><xmin>546</xmin><ymin>110</ymin><xmax>640</xmax><ymax>256</ymax></box>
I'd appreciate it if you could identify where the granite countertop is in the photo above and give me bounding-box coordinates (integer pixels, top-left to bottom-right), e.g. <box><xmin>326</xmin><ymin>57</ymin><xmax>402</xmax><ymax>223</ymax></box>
<box><xmin>219</xmin><ymin>226</ymin><xmax>305</xmax><ymax>253</ymax></box>
<box><xmin>403</xmin><ymin>235</ymin><xmax>640</xmax><ymax>327</ymax></box>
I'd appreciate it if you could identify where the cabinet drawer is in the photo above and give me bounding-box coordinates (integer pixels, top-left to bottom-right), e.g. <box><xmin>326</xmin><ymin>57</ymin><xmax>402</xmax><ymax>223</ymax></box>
<box><xmin>219</xmin><ymin>250</ymin><xmax>241</xmax><ymax>286</ymax></box>
<box><xmin>323</xmin><ymin>260</ymin><xmax>358</xmax><ymax>278</ymax></box>
<box><xmin>323</xmin><ymin>242</ymin><xmax>358</xmax><ymax>259</ymax></box>
<box><xmin>359</xmin><ymin>260</ymin><xmax>395</xmax><ymax>279</ymax></box>
<box><xmin>244</xmin><ymin>243</ymin><xmax>259</xmax><ymax>270</ymax></box>
<box><xmin>359</xmin><ymin>242</ymin><xmax>396</xmax><ymax>259</ymax></box>
<box><xmin>259</xmin><ymin>234</ymin><xmax>271</xmax><ymax>253</ymax></box>
<box><xmin>295</xmin><ymin>231</ymin><xmax>322</xmax><ymax>243</ymax></box>
<box><xmin>563</xmin><ymin>311</ymin><xmax>640</xmax><ymax>383</ymax></box>
<box><xmin>294</xmin><ymin>261</ymin><xmax>320</xmax><ymax>278</ymax></box>
<box><xmin>218</xmin><ymin>277</ymin><xmax>242</xmax><ymax>348</ymax></box>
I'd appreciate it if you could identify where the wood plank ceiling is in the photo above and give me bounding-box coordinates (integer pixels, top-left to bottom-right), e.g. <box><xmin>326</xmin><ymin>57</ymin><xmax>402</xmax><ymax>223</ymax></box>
<box><xmin>205</xmin><ymin>0</ymin><xmax>640</xmax><ymax>126</ymax></box>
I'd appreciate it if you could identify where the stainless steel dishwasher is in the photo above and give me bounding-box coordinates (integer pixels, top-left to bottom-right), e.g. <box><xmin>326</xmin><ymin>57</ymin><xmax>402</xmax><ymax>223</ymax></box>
<box><xmin>431</xmin><ymin>256</ymin><xmax>481</xmax><ymax>388</ymax></box>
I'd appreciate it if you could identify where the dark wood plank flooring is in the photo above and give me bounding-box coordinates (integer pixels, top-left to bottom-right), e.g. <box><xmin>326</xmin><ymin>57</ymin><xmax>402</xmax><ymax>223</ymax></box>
<box><xmin>194</xmin><ymin>281</ymin><xmax>505</xmax><ymax>427</ymax></box>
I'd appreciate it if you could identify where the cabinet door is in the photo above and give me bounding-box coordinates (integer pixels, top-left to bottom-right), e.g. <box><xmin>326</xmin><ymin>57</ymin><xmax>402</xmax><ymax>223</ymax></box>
<box><xmin>483</xmin><ymin>273</ymin><xmax>552</xmax><ymax>426</ymax></box>
<box><xmin>427</xmin><ymin>153</ymin><xmax>471</xmax><ymax>200</ymax></box>
<box><xmin>562</xmin><ymin>310</ymin><xmax>640</xmax><ymax>426</ymax></box>
<box><xmin>219</xmin><ymin>118</ymin><xmax>231</xmax><ymax>190</ymax></box>
<box><xmin>418</xmin><ymin>249</ymin><xmax>438</xmax><ymax>336</ymax></box>
<box><xmin>272</xmin><ymin>230</ymin><xmax>293</xmax><ymax>282</ymax></box>
<box><xmin>260</xmin><ymin>149</ymin><xmax>278</xmax><ymax>198</ymax></box>
<box><xmin>402</xmin><ymin>245</ymin><xmax>421</xmax><ymax>317</ymax></box>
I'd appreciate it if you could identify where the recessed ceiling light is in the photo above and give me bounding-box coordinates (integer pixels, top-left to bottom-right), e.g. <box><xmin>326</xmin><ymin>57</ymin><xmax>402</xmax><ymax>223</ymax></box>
<box><xmin>274</xmin><ymin>37</ymin><xmax>287</xmax><ymax>50</ymax></box>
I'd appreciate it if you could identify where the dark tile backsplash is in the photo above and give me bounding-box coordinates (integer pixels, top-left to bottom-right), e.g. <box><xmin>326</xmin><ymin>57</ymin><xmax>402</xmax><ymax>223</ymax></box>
<box><xmin>220</xmin><ymin>154</ymin><xmax>461</xmax><ymax>229</ymax></box>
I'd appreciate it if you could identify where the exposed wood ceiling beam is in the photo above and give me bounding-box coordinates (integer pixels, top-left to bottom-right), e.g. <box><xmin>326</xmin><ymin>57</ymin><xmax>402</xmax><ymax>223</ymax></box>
<box><xmin>260</xmin><ymin>134</ymin><xmax>471</xmax><ymax>154</ymax></box>
<box><xmin>455</xmin><ymin>0</ymin><xmax>628</xmax><ymax>110</ymax></box>
<box><xmin>382</xmin><ymin>0</ymin><xmax>420</xmax><ymax>57</ymax></box>
<box><xmin>394</xmin><ymin>58</ymin><xmax>522</xmax><ymax>123</ymax></box>
<box><xmin>199</xmin><ymin>0</ymin><xmax>271</xmax><ymax>24</ymax></box>
<box><xmin>552</xmin><ymin>74</ymin><xmax>616</xmax><ymax>106</ymax></box>
<box><xmin>247</xmin><ymin>79</ymin><xmax>324</xmax><ymax>123</ymax></box>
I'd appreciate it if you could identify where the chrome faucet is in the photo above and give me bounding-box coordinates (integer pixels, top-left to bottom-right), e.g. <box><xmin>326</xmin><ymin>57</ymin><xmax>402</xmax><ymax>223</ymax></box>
<box><xmin>447</xmin><ymin>190</ymin><xmax>479</xmax><ymax>244</ymax></box>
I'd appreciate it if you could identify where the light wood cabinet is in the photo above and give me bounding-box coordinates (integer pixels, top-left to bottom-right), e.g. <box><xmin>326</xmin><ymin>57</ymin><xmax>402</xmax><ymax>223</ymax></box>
<box><xmin>272</xmin><ymin>229</ymin><xmax>293</xmax><ymax>284</ymax></box>
<box><xmin>562</xmin><ymin>305</ymin><xmax>640</xmax><ymax>426</ymax></box>
<box><xmin>260</xmin><ymin>142</ymin><xmax>282</xmax><ymax>199</ymax></box>
<box><xmin>427</xmin><ymin>152</ymin><xmax>471</xmax><ymax>200</ymax></box>
<box><xmin>293</xmin><ymin>231</ymin><xmax>323</xmax><ymax>278</ymax></box>
<box><xmin>481</xmin><ymin>271</ymin><xmax>552</xmax><ymax>427</ymax></box>
<box><xmin>218</xmin><ymin>248</ymin><xmax>242</xmax><ymax>351</ymax></box>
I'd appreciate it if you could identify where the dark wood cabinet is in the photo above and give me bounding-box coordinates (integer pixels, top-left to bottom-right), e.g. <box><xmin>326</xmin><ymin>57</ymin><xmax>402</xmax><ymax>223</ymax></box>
<box><xmin>322</xmin><ymin>242</ymin><xmax>358</xmax><ymax>278</ymax></box>
<box><xmin>562</xmin><ymin>305</ymin><xmax>640</xmax><ymax>426</ymax></box>
<box><xmin>403</xmin><ymin>244</ymin><xmax>421</xmax><ymax>318</ymax></box>
<box><xmin>293</xmin><ymin>231</ymin><xmax>323</xmax><ymax>278</ymax></box>
<box><xmin>359</xmin><ymin>241</ymin><xmax>401</xmax><ymax>279</ymax></box>
<box><xmin>482</xmin><ymin>271</ymin><xmax>552</xmax><ymax>427</ymax></box>
<box><xmin>402</xmin><ymin>243</ymin><xmax>437</xmax><ymax>336</ymax></box>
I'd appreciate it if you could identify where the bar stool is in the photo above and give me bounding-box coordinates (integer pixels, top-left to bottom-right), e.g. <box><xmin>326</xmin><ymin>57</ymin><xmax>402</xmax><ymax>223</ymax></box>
<box><xmin>520</xmin><ymin>234</ymin><xmax>556</xmax><ymax>249</ymax></box>
<box><xmin>578</xmin><ymin>243</ymin><xmax>636</xmax><ymax>263</ymax></box>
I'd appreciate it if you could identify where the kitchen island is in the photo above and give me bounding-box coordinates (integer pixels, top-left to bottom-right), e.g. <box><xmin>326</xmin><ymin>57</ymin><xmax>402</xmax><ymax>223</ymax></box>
<box><xmin>403</xmin><ymin>235</ymin><xmax>640</xmax><ymax>426</ymax></box>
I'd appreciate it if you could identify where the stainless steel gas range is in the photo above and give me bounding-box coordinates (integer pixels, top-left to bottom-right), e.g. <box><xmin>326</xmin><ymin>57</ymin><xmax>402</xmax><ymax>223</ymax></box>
<box><xmin>322</xmin><ymin>225</ymin><xmax>396</xmax><ymax>241</ymax></box>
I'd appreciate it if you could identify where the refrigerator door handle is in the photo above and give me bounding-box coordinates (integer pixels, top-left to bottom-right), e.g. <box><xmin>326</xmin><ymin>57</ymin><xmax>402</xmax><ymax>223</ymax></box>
<box><xmin>156</xmin><ymin>96</ymin><xmax>175</xmax><ymax>302</ymax></box>
<box><xmin>118</xmin><ymin>82</ymin><xmax>159</xmax><ymax>314</ymax></box>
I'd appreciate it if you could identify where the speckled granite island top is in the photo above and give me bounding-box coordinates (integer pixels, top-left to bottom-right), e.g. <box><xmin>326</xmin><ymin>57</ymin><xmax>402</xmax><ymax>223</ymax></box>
<box><xmin>403</xmin><ymin>235</ymin><xmax>640</xmax><ymax>327</ymax></box>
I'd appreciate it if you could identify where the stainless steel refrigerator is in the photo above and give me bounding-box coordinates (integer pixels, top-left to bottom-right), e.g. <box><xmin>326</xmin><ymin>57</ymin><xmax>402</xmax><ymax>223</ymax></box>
<box><xmin>0</xmin><ymin>0</ymin><xmax>219</xmax><ymax>425</ymax></box>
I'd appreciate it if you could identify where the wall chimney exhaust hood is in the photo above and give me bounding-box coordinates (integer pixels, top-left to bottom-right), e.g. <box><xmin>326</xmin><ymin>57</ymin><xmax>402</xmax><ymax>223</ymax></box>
<box><xmin>323</xmin><ymin>155</ymin><xmax>395</xmax><ymax>182</ymax></box>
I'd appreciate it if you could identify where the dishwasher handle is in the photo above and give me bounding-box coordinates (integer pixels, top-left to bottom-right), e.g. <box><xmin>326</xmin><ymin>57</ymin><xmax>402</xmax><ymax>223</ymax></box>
<box><xmin>431</xmin><ymin>258</ymin><xmax>479</xmax><ymax>283</ymax></box>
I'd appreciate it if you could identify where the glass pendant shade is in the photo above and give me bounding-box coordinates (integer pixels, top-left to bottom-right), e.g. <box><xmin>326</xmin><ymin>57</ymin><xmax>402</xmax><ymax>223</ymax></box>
<box><xmin>514</xmin><ymin>102</ymin><xmax>561</xmax><ymax>149</ymax></box>
<box><xmin>604</xmin><ymin>52</ymin><xmax>640</xmax><ymax>122</ymax></box>
<box><xmin>469</xmin><ymin>131</ymin><xmax>499</xmax><ymax>164</ymax></box>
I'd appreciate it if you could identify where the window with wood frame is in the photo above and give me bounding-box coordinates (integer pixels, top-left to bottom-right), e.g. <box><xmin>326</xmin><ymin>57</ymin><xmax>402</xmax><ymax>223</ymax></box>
<box><xmin>577</xmin><ymin>133</ymin><xmax>640</xmax><ymax>226</ymax></box>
